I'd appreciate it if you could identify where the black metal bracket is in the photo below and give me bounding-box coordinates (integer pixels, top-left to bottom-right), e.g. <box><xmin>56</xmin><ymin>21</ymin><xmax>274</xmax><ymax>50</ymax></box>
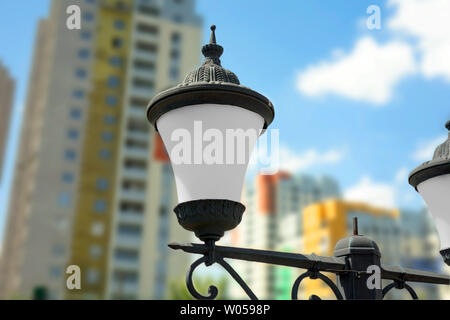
<box><xmin>170</xmin><ymin>242</ymin><xmax>450</xmax><ymax>300</ymax></box>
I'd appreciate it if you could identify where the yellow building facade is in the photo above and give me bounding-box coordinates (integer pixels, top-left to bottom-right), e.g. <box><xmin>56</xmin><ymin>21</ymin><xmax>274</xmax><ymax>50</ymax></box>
<box><xmin>67</xmin><ymin>0</ymin><xmax>134</xmax><ymax>299</ymax></box>
<box><xmin>301</xmin><ymin>200</ymin><xmax>399</xmax><ymax>299</ymax></box>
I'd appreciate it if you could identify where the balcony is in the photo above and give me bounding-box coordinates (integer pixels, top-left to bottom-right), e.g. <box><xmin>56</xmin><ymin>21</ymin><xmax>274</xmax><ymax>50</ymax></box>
<box><xmin>133</xmin><ymin>49</ymin><xmax>157</xmax><ymax>63</ymax></box>
<box><xmin>115</xmin><ymin>234</ymin><xmax>142</xmax><ymax>250</ymax></box>
<box><xmin>124</xmin><ymin>146</ymin><xmax>149</xmax><ymax>160</ymax></box>
<box><xmin>130</xmin><ymin>86</ymin><xmax>155</xmax><ymax>100</ymax></box>
<box><xmin>117</xmin><ymin>211</ymin><xmax>144</xmax><ymax>225</ymax></box>
<box><xmin>122</xmin><ymin>167</ymin><xmax>147</xmax><ymax>180</ymax></box>
<box><xmin>120</xmin><ymin>189</ymin><xmax>146</xmax><ymax>202</ymax></box>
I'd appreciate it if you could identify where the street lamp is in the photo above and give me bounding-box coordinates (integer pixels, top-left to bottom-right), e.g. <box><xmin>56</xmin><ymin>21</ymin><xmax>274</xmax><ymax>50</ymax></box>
<box><xmin>147</xmin><ymin>25</ymin><xmax>449</xmax><ymax>300</ymax></box>
<box><xmin>409</xmin><ymin>120</ymin><xmax>450</xmax><ymax>266</ymax></box>
<box><xmin>147</xmin><ymin>25</ymin><xmax>274</xmax><ymax>242</ymax></box>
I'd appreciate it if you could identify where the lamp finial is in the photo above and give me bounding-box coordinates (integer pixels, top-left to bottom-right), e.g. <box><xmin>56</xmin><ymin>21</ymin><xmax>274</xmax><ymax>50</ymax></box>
<box><xmin>202</xmin><ymin>24</ymin><xmax>223</xmax><ymax>65</ymax></box>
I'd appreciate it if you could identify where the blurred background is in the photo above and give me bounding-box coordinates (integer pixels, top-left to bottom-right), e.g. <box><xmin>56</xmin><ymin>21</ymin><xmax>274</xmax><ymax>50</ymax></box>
<box><xmin>0</xmin><ymin>0</ymin><xmax>449</xmax><ymax>300</ymax></box>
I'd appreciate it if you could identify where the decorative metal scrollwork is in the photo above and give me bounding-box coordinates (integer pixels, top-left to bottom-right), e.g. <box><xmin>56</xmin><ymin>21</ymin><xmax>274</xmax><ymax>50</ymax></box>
<box><xmin>382</xmin><ymin>281</ymin><xmax>418</xmax><ymax>300</ymax></box>
<box><xmin>291</xmin><ymin>270</ymin><xmax>344</xmax><ymax>300</ymax></box>
<box><xmin>185</xmin><ymin>245</ymin><xmax>258</xmax><ymax>300</ymax></box>
<box><xmin>186</xmin><ymin>256</ymin><xmax>219</xmax><ymax>300</ymax></box>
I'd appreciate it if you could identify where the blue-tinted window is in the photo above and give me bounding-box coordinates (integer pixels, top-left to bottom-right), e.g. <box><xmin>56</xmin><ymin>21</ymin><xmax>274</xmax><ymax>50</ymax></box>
<box><xmin>61</xmin><ymin>172</ymin><xmax>74</xmax><ymax>183</ymax></box>
<box><xmin>169</xmin><ymin>67</ymin><xmax>179</xmax><ymax>80</ymax></box>
<box><xmin>114</xmin><ymin>20</ymin><xmax>125</xmax><ymax>30</ymax></box>
<box><xmin>73</xmin><ymin>89</ymin><xmax>85</xmax><ymax>99</ymax></box>
<box><xmin>67</xmin><ymin>129</ymin><xmax>80</xmax><ymax>140</ymax></box>
<box><xmin>107</xmin><ymin>76</ymin><xmax>120</xmax><ymax>89</ymax></box>
<box><xmin>101</xmin><ymin>132</ymin><xmax>114</xmax><ymax>142</ymax></box>
<box><xmin>96</xmin><ymin>178</ymin><xmax>109</xmax><ymax>191</ymax></box>
<box><xmin>109</xmin><ymin>56</ymin><xmax>122</xmax><ymax>67</ymax></box>
<box><xmin>104</xmin><ymin>115</ymin><xmax>117</xmax><ymax>125</ymax></box>
<box><xmin>94</xmin><ymin>200</ymin><xmax>107</xmax><ymax>213</ymax></box>
<box><xmin>112</xmin><ymin>37</ymin><xmax>123</xmax><ymax>49</ymax></box>
<box><xmin>83</xmin><ymin>12</ymin><xmax>95</xmax><ymax>22</ymax></box>
<box><xmin>81</xmin><ymin>31</ymin><xmax>92</xmax><ymax>40</ymax></box>
<box><xmin>106</xmin><ymin>95</ymin><xmax>118</xmax><ymax>106</ymax></box>
<box><xmin>78</xmin><ymin>49</ymin><xmax>90</xmax><ymax>59</ymax></box>
<box><xmin>58</xmin><ymin>192</ymin><xmax>72</xmax><ymax>207</ymax></box>
<box><xmin>70</xmin><ymin>108</ymin><xmax>82</xmax><ymax>119</ymax></box>
<box><xmin>64</xmin><ymin>149</ymin><xmax>77</xmax><ymax>161</ymax></box>
<box><xmin>75</xmin><ymin>68</ymin><xmax>87</xmax><ymax>78</ymax></box>
<box><xmin>99</xmin><ymin>149</ymin><xmax>112</xmax><ymax>160</ymax></box>
<box><xmin>50</xmin><ymin>266</ymin><xmax>63</xmax><ymax>278</ymax></box>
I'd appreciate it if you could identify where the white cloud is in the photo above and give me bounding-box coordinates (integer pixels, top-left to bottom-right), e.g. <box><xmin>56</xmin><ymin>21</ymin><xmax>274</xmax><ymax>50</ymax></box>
<box><xmin>344</xmin><ymin>176</ymin><xmax>396</xmax><ymax>209</ymax></box>
<box><xmin>249</xmin><ymin>145</ymin><xmax>346</xmax><ymax>175</ymax></box>
<box><xmin>278</xmin><ymin>145</ymin><xmax>345</xmax><ymax>172</ymax></box>
<box><xmin>412</xmin><ymin>134</ymin><xmax>447</xmax><ymax>161</ymax></box>
<box><xmin>388</xmin><ymin>0</ymin><xmax>450</xmax><ymax>81</ymax></box>
<box><xmin>297</xmin><ymin>37</ymin><xmax>416</xmax><ymax>105</ymax></box>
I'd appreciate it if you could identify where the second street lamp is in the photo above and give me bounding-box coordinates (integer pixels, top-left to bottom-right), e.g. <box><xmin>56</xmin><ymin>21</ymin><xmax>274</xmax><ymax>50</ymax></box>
<box><xmin>409</xmin><ymin>120</ymin><xmax>450</xmax><ymax>266</ymax></box>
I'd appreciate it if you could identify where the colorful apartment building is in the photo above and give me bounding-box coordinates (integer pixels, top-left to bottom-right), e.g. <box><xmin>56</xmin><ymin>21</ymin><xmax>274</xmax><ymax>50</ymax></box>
<box><xmin>0</xmin><ymin>0</ymin><xmax>202</xmax><ymax>300</ymax></box>
<box><xmin>230</xmin><ymin>172</ymin><xmax>340</xmax><ymax>299</ymax></box>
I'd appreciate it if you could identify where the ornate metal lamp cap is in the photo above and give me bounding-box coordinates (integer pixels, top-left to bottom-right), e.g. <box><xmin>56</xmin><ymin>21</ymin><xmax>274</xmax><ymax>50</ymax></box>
<box><xmin>409</xmin><ymin>120</ymin><xmax>450</xmax><ymax>189</ymax></box>
<box><xmin>146</xmin><ymin>25</ymin><xmax>274</xmax><ymax>130</ymax></box>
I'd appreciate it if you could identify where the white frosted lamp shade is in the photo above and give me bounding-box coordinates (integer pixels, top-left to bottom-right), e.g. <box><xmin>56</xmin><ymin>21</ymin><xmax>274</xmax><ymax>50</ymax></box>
<box><xmin>157</xmin><ymin>103</ymin><xmax>264</xmax><ymax>203</ymax></box>
<box><xmin>417</xmin><ymin>174</ymin><xmax>450</xmax><ymax>250</ymax></box>
<box><xmin>146</xmin><ymin>25</ymin><xmax>274</xmax><ymax>241</ymax></box>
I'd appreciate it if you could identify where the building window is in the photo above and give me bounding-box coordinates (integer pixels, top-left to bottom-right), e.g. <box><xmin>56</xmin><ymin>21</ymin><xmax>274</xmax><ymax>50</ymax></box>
<box><xmin>94</xmin><ymin>200</ymin><xmax>107</xmax><ymax>213</ymax></box>
<box><xmin>114</xmin><ymin>20</ymin><xmax>125</xmax><ymax>30</ymax></box>
<box><xmin>78</xmin><ymin>49</ymin><xmax>90</xmax><ymax>59</ymax></box>
<box><xmin>86</xmin><ymin>269</ymin><xmax>100</xmax><ymax>285</ymax></box>
<box><xmin>107</xmin><ymin>76</ymin><xmax>120</xmax><ymax>89</ymax></box>
<box><xmin>50</xmin><ymin>266</ymin><xmax>63</xmax><ymax>278</ymax></box>
<box><xmin>109</xmin><ymin>56</ymin><xmax>122</xmax><ymax>67</ymax></box>
<box><xmin>104</xmin><ymin>115</ymin><xmax>117</xmax><ymax>125</ymax></box>
<box><xmin>101</xmin><ymin>131</ymin><xmax>114</xmax><ymax>142</ymax></box>
<box><xmin>58</xmin><ymin>192</ymin><xmax>71</xmax><ymax>207</ymax></box>
<box><xmin>112</xmin><ymin>37</ymin><xmax>123</xmax><ymax>49</ymax></box>
<box><xmin>81</xmin><ymin>30</ymin><xmax>92</xmax><ymax>40</ymax></box>
<box><xmin>106</xmin><ymin>95</ymin><xmax>118</xmax><ymax>106</ymax></box>
<box><xmin>75</xmin><ymin>68</ymin><xmax>87</xmax><ymax>78</ymax></box>
<box><xmin>52</xmin><ymin>245</ymin><xmax>65</xmax><ymax>257</ymax></box>
<box><xmin>64</xmin><ymin>149</ymin><xmax>77</xmax><ymax>161</ymax></box>
<box><xmin>91</xmin><ymin>222</ymin><xmax>104</xmax><ymax>237</ymax></box>
<box><xmin>70</xmin><ymin>108</ymin><xmax>82</xmax><ymax>119</ymax></box>
<box><xmin>72</xmin><ymin>89</ymin><xmax>85</xmax><ymax>99</ymax></box>
<box><xmin>61</xmin><ymin>172</ymin><xmax>74</xmax><ymax>183</ymax></box>
<box><xmin>171</xmin><ymin>32</ymin><xmax>181</xmax><ymax>44</ymax></box>
<box><xmin>67</xmin><ymin>128</ymin><xmax>80</xmax><ymax>140</ymax></box>
<box><xmin>83</xmin><ymin>12</ymin><xmax>95</xmax><ymax>22</ymax></box>
<box><xmin>89</xmin><ymin>245</ymin><xmax>103</xmax><ymax>259</ymax></box>
<box><xmin>96</xmin><ymin>178</ymin><xmax>109</xmax><ymax>190</ymax></box>
<box><xmin>99</xmin><ymin>149</ymin><xmax>112</xmax><ymax>160</ymax></box>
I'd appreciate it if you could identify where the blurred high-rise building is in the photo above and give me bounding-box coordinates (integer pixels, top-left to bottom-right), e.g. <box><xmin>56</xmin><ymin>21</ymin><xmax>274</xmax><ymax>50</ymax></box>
<box><xmin>0</xmin><ymin>61</ymin><xmax>15</xmax><ymax>180</ymax></box>
<box><xmin>0</xmin><ymin>0</ymin><xmax>202</xmax><ymax>300</ymax></box>
<box><xmin>229</xmin><ymin>172</ymin><xmax>341</xmax><ymax>299</ymax></box>
<box><xmin>300</xmin><ymin>200</ymin><xmax>401</xmax><ymax>300</ymax></box>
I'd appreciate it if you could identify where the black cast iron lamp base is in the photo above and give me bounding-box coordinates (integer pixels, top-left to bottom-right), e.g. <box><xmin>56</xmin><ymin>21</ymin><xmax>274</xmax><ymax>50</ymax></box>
<box><xmin>174</xmin><ymin>199</ymin><xmax>245</xmax><ymax>241</ymax></box>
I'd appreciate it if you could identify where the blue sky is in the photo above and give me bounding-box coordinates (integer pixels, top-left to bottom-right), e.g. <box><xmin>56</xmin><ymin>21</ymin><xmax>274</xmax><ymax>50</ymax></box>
<box><xmin>1</xmin><ymin>0</ymin><xmax>450</xmax><ymax>240</ymax></box>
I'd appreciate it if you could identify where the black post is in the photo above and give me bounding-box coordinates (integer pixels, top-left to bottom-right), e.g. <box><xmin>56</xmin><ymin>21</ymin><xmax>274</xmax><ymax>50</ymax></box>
<box><xmin>333</xmin><ymin>218</ymin><xmax>383</xmax><ymax>299</ymax></box>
